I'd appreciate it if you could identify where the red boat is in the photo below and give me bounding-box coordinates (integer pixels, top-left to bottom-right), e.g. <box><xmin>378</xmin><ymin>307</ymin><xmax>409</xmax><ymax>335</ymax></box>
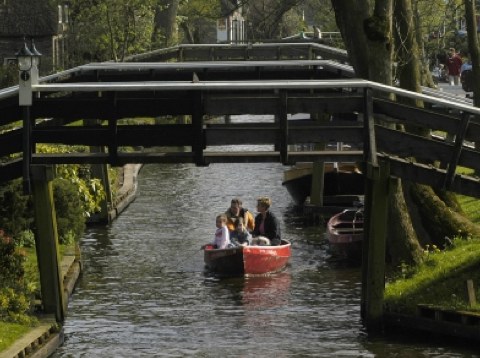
<box><xmin>326</xmin><ymin>207</ymin><xmax>363</xmax><ymax>260</ymax></box>
<box><xmin>203</xmin><ymin>239</ymin><xmax>291</xmax><ymax>276</ymax></box>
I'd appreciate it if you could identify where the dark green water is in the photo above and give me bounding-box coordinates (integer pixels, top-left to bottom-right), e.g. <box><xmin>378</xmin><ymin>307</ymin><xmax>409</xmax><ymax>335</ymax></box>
<box><xmin>51</xmin><ymin>161</ymin><xmax>479</xmax><ymax>357</ymax></box>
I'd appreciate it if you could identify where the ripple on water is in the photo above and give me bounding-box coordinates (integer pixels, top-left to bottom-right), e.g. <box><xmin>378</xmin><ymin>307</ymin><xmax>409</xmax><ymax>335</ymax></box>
<box><xmin>53</xmin><ymin>162</ymin><xmax>480</xmax><ymax>357</ymax></box>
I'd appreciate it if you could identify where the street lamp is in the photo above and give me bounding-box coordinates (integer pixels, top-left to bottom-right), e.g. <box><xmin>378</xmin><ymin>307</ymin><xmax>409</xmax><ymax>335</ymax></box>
<box><xmin>15</xmin><ymin>41</ymin><xmax>33</xmax><ymax>82</ymax></box>
<box><xmin>15</xmin><ymin>39</ymin><xmax>41</xmax><ymax>194</ymax></box>
<box><xmin>30</xmin><ymin>39</ymin><xmax>42</xmax><ymax>69</ymax></box>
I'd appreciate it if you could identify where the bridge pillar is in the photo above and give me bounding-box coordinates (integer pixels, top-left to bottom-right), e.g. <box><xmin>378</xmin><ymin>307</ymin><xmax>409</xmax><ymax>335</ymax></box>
<box><xmin>85</xmin><ymin>120</ymin><xmax>113</xmax><ymax>223</ymax></box>
<box><xmin>309</xmin><ymin>113</ymin><xmax>329</xmax><ymax>206</ymax></box>
<box><xmin>90</xmin><ymin>159</ymin><xmax>113</xmax><ymax>223</ymax></box>
<box><xmin>309</xmin><ymin>161</ymin><xmax>325</xmax><ymax>206</ymax></box>
<box><xmin>31</xmin><ymin>165</ymin><xmax>66</xmax><ymax>322</ymax></box>
<box><xmin>361</xmin><ymin>160</ymin><xmax>390</xmax><ymax>331</ymax></box>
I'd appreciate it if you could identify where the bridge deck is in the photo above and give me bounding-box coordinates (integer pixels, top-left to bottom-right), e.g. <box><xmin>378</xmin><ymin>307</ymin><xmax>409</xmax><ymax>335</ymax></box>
<box><xmin>0</xmin><ymin>44</ymin><xmax>479</xmax><ymax>199</ymax></box>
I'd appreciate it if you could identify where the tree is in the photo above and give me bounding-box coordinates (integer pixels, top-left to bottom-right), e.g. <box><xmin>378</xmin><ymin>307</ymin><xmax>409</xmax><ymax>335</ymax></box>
<box><xmin>152</xmin><ymin>0</ymin><xmax>180</xmax><ymax>47</ymax></box>
<box><xmin>330</xmin><ymin>0</ymin><xmax>480</xmax><ymax>267</ymax></box>
<box><xmin>243</xmin><ymin>0</ymin><xmax>303</xmax><ymax>40</ymax></box>
<box><xmin>68</xmin><ymin>0</ymin><xmax>156</xmax><ymax>63</ymax></box>
<box><xmin>464</xmin><ymin>0</ymin><xmax>480</xmax><ymax>176</ymax></box>
<box><xmin>177</xmin><ymin>0</ymin><xmax>219</xmax><ymax>44</ymax></box>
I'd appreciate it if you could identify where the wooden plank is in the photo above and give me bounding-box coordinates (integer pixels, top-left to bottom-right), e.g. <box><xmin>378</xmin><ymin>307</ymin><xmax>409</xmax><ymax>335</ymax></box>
<box><xmin>364</xmin><ymin>88</ymin><xmax>377</xmax><ymax>166</ymax></box>
<box><xmin>362</xmin><ymin>161</ymin><xmax>390</xmax><ymax>331</ymax></box>
<box><xmin>279</xmin><ymin>91</ymin><xmax>289</xmax><ymax>164</ymax></box>
<box><xmin>31</xmin><ymin>165</ymin><xmax>65</xmax><ymax>322</ymax></box>
<box><xmin>376</xmin><ymin>125</ymin><xmax>454</xmax><ymax>164</ymax></box>
<box><xmin>443</xmin><ymin>113</ymin><xmax>471</xmax><ymax>190</ymax></box>
<box><xmin>373</xmin><ymin>98</ymin><xmax>461</xmax><ymax>134</ymax></box>
<box><xmin>466</xmin><ymin>280</ymin><xmax>477</xmax><ymax>306</ymax></box>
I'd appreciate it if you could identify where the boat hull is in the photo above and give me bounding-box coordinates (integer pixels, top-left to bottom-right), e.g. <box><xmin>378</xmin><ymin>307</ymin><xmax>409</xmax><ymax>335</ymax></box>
<box><xmin>204</xmin><ymin>240</ymin><xmax>291</xmax><ymax>276</ymax></box>
<box><xmin>282</xmin><ymin>163</ymin><xmax>364</xmax><ymax>205</ymax></box>
<box><xmin>326</xmin><ymin>208</ymin><xmax>363</xmax><ymax>261</ymax></box>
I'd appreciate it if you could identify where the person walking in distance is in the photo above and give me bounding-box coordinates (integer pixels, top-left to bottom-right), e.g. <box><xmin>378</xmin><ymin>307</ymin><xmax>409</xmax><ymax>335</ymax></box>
<box><xmin>446</xmin><ymin>48</ymin><xmax>462</xmax><ymax>86</ymax></box>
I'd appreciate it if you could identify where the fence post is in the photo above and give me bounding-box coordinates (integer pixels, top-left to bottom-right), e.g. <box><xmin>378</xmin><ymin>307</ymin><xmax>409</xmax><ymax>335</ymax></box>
<box><xmin>31</xmin><ymin>165</ymin><xmax>65</xmax><ymax>322</ymax></box>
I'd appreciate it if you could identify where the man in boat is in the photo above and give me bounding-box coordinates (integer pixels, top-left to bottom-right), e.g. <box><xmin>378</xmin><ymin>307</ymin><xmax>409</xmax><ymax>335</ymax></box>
<box><xmin>252</xmin><ymin>196</ymin><xmax>281</xmax><ymax>246</ymax></box>
<box><xmin>225</xmin><ymin>198</ymin><xmax>255</xmax><ymax>233</ymax></box>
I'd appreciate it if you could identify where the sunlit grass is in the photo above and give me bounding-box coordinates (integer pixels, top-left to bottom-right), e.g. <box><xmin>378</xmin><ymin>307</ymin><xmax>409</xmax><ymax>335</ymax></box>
<box><xmin>457</xmin><ymin>195</ymin><xmax>480</xmax><ymax>224</ymax></box>
<box><xmin>385</xmin><ymin>238</ymin><xmax>480</xmax><ymax>314</ymax></box>
<box><xmin>0</xmin><ymin>243</ymin><xmax>74</xmax><ymax>353</ymax></box>
<box><xmin>0</xmin><ymin>323</ymin><xmax>31</xmax><ymax>351</ymax></box>
<box><xmin>385</xmin><ymin>188</ymin><xmax>480</xmax><ymax>314</ymax></box>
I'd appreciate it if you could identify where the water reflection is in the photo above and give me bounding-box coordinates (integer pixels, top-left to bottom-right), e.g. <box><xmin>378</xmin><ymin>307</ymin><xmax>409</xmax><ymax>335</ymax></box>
<box><xmin>241</xmin><ymin>273</ymin><xmax>291</xmax><ymax>309</ymax></box>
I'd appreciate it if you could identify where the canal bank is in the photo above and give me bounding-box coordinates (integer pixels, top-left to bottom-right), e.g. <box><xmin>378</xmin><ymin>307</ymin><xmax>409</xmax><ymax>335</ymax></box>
<box><xmin>0</xmin><ymin>164</ymin><xmax>142</xmax><ymax>358</ymax></box>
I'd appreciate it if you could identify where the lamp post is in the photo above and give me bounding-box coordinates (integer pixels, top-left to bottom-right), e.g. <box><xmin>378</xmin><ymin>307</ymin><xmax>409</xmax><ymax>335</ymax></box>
<box><xmin>232</xmin><ymin>18</ymin><xmax>238</xmax><ymax>44</ymax></box>
<box><xmin>30</xmin><ymin>39</ymin><xmax>42</xmax><ymax>86</ymax></box>
<box><xmin>16</xmin><ymin>42</ymin><xmax>34</xmax><ymax>105</ymax></box>
<box><xmin>16</xmin><ymin>39</ymin><xmax>41</xmax><ymax>194</ymax></box>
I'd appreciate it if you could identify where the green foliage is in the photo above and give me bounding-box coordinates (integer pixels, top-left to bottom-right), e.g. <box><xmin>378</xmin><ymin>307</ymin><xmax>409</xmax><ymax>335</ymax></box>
<box><xmin>0</xmin><ymin>180</ymin><xmax>34</xmax><ymax>240</ymax></box>
<box><xmin>457</xmin><ymin>195</ymin><xmax>480</xmax><ymax>224</ymax></box>
<box><xmin>68</xmin><ymin>0</ymin><xmax>156</xmax><ymax>63</ymax></box>
<box><xmin>0</xmin><ymin>64</ymin><xmax>17</xmax><ymax>89</ymax></box>
<box><xmin>0</xmin><ymin>232</ymin><xmax>25</xmax><ymax>287</ymax></box>
<box><xmin>15</xmin><ymin>230</ymin><xmax>35</xmax><ymax>248</ymax></box>
<box><xmin>54</xmin><ymin>165</ymin><xmax>106</xmax><ymax>218</ymax></box>
<box><xmin>0</xmin><ymin>232</ymin><xmax>36</xmax><ymax>325</ymax></box>
<box><xmin>36</xmin><ymin>144</ymin><xmax>107</xmax><ymax>220</ymax></box>
<box><xmin>52</xmin><ymin>179</ymin><xmax>86</xmax><ymax>245</ymax></box>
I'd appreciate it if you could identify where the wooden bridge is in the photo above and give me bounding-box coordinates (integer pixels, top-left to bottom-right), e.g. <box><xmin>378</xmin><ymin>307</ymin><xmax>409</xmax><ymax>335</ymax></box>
<box><xmin>1</xmin><ymin>42</ymin><xmax>479</xmax><ymax>330</ymax></box>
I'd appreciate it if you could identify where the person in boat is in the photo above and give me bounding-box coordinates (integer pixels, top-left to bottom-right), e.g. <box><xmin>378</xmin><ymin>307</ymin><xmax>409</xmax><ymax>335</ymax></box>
<box><xmin>230</xmin><ymin>217</ymin><xmax>252</xmax><ymax>246</ymax></box>
<box><xmin>202</xmin><ymin>214</ymin><xmax>231</xmax><ymax>249</ymax></box>
<box><xmin>225</xmin><ymin>198</ymin><xmax>255</xmax><ymax>233</ymax></box>
<box><xmin>252</xmin><ymin>196</ymin><xmax>281</xmax><ymax>246</ymax></box>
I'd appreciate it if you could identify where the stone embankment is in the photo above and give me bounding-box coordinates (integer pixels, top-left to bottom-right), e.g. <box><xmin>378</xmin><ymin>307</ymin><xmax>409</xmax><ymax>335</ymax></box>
<box><xmin>0</xmin><ymin>164</ymin><xmax>142</xmax><ymax>358</ymax></box>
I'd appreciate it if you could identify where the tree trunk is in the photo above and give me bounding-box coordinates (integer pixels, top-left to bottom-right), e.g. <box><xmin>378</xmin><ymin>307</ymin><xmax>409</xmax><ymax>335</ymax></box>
<box><xmin>331</xmin><ymin>0</ymin><xmax>480</xmax><ymax>268</ymax></box>
<box><xmin>464</xmin><ymin>0</ymin><xmax>480</xmax><ymax>176</ymax></box>
<box><xmin>331</xmin><ymin>0</ymin><xmax>371</xmax><ymax>79</ymax></box>
<box><xmin>412</xmin><ymin>1</ymin><xmax>435</xmax><ymax>87</ymax></box>
<box><xmin>152</xmin><ymin>0</ymin><xmax>180</xmax><ymax>47</ymax></box>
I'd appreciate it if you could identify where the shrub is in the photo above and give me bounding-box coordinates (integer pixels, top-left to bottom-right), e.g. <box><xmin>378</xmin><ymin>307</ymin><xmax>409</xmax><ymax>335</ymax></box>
<box><xmin>53</xmin><ymin>178</ymin><xmax>86</xmax><ymax>244</ymax></box>
<box><xmin>0</xmin><ymin>231</ymin><xmax>35</xmax><ymax>324</ymax></box>
<box><xmin>0</xmin><ymin>231</ymin><xmax>25</xmax><ymax>287</ymax></box>
<box><xmin>0</xmin><ymin>180</ymin><xmax>33</xmax><ymax>241</ymax></box>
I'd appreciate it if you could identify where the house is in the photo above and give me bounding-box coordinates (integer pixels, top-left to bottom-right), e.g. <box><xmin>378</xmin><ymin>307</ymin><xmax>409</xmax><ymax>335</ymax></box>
<box><xmin>217</xmin><ymin>0</ymin><xmax>245</xmax><ymax>44</ymax></box>
<box><xmin>0</xmin><ymin>0</ymin><xmax>69</xmax><ymax>74</ymax></box>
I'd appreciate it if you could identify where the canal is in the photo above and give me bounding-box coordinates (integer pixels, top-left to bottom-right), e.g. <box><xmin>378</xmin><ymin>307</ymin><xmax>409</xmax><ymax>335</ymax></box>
<box><xmin>52</xmin><ymin>146</ymin><xmax>479</xmax><ymax>356</ymax></box>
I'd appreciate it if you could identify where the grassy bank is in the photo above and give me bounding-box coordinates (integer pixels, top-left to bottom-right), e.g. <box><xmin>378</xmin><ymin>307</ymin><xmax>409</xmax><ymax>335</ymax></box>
<box><xmin>0</xmin><ymin>323</ymin><xmax>31</xmax><ymax>351</ymax></box>
<box><xmin>0</xmin><ymin>244</ymin><xmax>74</xmax><ymax>352</ymax></box>
<box><xmin>384</xmin><ymin>194</ymin><xmax>480</xmax><ymax>314</ymax></box>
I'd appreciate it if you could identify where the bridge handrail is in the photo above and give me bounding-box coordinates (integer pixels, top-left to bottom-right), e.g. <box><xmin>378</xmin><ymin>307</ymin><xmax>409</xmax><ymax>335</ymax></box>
<box><xmin>124</xmin><ymin>42</ymin><xmax>349</xmax><ymax>62</ymax></box>
<box><xmin>31</xmin><ymin>79</ymin><xmax>480</xmax><ymax>118</ymax></box>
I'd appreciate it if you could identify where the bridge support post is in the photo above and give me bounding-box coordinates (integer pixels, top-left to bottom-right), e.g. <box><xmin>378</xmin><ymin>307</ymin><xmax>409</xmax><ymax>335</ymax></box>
<box><xmin>90</xmin><ymin>159</ymin><xmax>113</xmax><ymax>223</ymax></box>
<box><xmin>361</xmin><ymin>160</ymin><xmax>390</xmax><ymax>331</ymax></box>
<box><xmin>193</xmin><ymin>92</ymin><xmax>205</xmax><ymax>165</ymax></box>
<box><xmin>309</xmin><ymin>162</ymin><xmax>325</xmax><ymax>206</ymax></box>
<box><xmin>86</xmin><ymin>120</ymin><xmax>113</xmax><ymax>223</ymax></box>
<box><xmin>31</xmin><ymin>165</ymin><xmax>66</xmax><ymax>322</ymax></box>
<box><xmin>21</xmin><ymin>106</ymin><xmax>32</xmax><ymax>194</ymax></box>
<box><xmin>278</xmin><ymin>91</ymin><xmax>288</xmax><ymax>164</ymax></box>
<box><xmin>309</xmin><ymin>113</ymin><xmax>329</xmax><ymax>206</ymax></box>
